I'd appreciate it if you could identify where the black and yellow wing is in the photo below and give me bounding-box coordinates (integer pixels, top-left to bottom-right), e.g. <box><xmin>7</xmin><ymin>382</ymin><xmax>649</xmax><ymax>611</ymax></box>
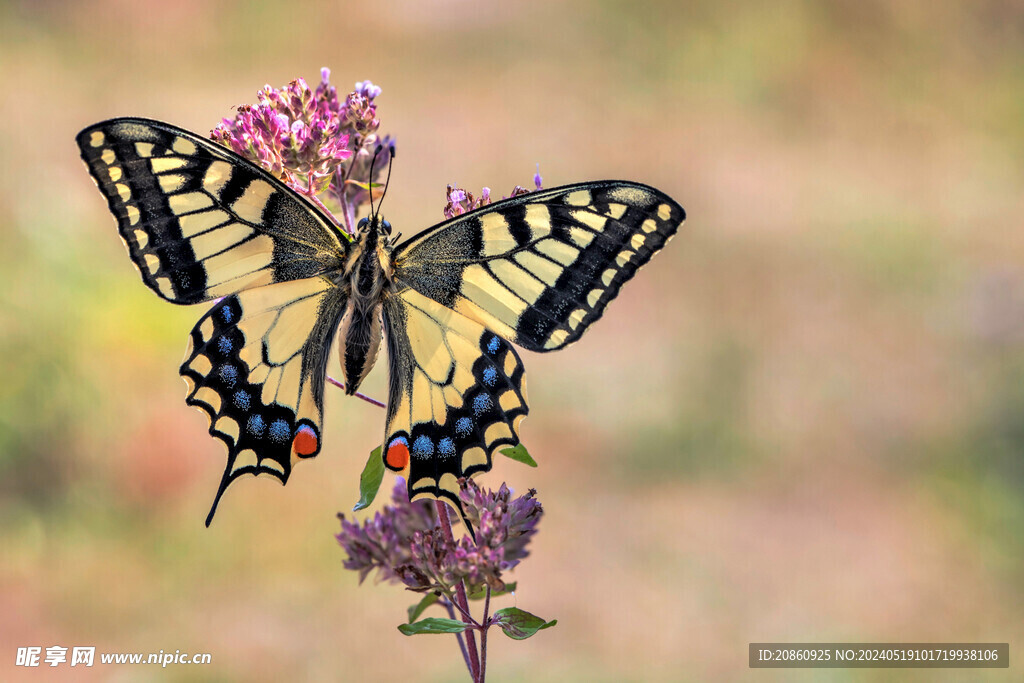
<box><xmin>77</xmin><ymin>118</ymin><xmax>351</xmax><ymax>523</ymax></box>
<box><xmin>381</xmin><ymin>287</ymin><xmax>528</xmax><ymax>508</ymax></box>
<box><xmin>76</xmin><ymin>117</ymin><xmax>347</xmax><ymax>304</ymax></box>
<box><xmin>393</xmin><ymin>181</ymin><xmax>684</xmax><ymax>352</ymax></box>
<box><xmin>181</xmin><ymin>278</ymin><xmax>346</xmax><ymax>524</ymax></box>
<box><xmin>381</xmin><ymin>181</ymin><xmax>683</xmax><ymax>508</ymax></box>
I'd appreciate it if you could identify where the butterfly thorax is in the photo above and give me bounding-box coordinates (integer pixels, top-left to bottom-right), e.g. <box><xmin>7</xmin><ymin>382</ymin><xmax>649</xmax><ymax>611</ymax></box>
<box><xmin>336</xmin><ymin>218</ymin><xmax>396</xmax><ymax>395</ymax></box>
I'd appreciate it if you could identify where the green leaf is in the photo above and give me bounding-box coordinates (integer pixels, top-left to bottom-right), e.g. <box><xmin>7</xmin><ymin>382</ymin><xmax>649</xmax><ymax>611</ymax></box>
<box><xmin>407</xmin><ymin>593</ymin><xmax>440</xmax><ymax>622</ymax></box>
<box><xmin>500</xmin><ymin>444</ymin><xmax>537</xmax><ymax>467</ymax></box>
<box><xmin>491</xmin><ymin>608</ymin><xmax>557</xmax><ymax>640</ymax></box>
<box><xmin>397</xmin><ymin>618</ymin><xmax>468</xmax><ymax>636</ymax></box>
<box><xmin>343</xmin><ymin>179</ymin><xmax>383</xmax><ymax>191</ymax></box>
<box><xmin>312</xmin><ymin>173</ymin><xmax>333</xmax><ymax>195</ymax></box>
<box><xmin>353</xmin><ymin>446</ymin><xmax>384</xmax><ymax>511</ymax></box>
<box><xmin>466</xmin><ymin>582</ymin><xmax>517</xmax><ymax>601</ymax></box>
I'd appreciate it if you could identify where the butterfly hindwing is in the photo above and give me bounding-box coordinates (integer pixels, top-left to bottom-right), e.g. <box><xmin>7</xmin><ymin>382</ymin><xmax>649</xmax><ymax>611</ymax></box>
<box><xmin>381</xmin><ymin>286</ymin><xmax>528</xmax><ymax>508</ymax></box>
<box><xmin>393</xmin><ymin>180</ymin><xmax>684</xmax><ymax>352</ymax></box>
<box><xmin>179</xmin><ymin>277</ymin><xmax>347</xmax><ymax>524</ymax></box>
<box><xmin>76</xmin><ymin>118</ymin><xmax>347</xmax><ymax>304</ymax></box>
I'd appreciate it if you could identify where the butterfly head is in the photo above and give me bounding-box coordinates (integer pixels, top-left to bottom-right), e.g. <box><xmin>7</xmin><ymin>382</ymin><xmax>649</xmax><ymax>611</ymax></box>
<box><xmin>355</xmin><ymin>215</ymin><xmax>398</xmax><ymax>256</ymax></box>
<box><xmin>357</xmin><ymin>215</ymin><xmax>392</xmax><ymax>235</ymax></box>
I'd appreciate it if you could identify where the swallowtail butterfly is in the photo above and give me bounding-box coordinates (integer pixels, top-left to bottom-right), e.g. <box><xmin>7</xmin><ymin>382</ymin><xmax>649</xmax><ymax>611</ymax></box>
<box><xmin>77</xmin><ymin>118</ymin><xmax>685</xmax><ymax>524</ymax></box>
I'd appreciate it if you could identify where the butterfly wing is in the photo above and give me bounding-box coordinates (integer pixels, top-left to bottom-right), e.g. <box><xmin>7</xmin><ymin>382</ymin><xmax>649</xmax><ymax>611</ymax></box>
<box><xmin>393</xmin><ymin>181</ymin><xmax>684</xmax><ymax>351</ymax></box>
<box><xmin>381</xmin><ymin>286</ymin><xmax>528</xmax><ymax>509</ymax></box>
<box><xmin>78</xmin><ymin>117</ymin><xmax>351</xmax><ymax>523</ymax></box>
<box><xmin>76</xmin><ymin>117</ymin><xmax>347</xmax><ymax>304</ymax></box>
<box><xmin>180</xmin><ymin>277</ymin><xmax>347</xmax><ymax>524</ymax></box>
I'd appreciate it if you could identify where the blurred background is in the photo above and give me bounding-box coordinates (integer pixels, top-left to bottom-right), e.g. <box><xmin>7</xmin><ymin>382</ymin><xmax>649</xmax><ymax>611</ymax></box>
<box><xmin>1</xmin><ymin>0</ymin><xmax>1022</xmax><ymax>680</ymax></box>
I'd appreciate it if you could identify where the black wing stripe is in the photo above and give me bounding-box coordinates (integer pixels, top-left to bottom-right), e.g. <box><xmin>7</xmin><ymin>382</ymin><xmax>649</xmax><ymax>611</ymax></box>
<box><xmin>483</xmin><ymin>259</ymin><xmax>575</xmax><ymax>332</ymax></box>
<box><xmin>77</xmin><ymin>118</ymin><xmax>346</xmax><ymax>305</ymax></box>
<box><xmin>393</xmin><ymin>181</ymin><xmax>684</xmax><ymax>352</ymax></box>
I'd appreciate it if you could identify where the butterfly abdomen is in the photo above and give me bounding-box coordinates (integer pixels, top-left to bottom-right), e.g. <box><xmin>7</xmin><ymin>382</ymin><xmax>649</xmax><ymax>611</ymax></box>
<box><xmin>336</xmin><ymin>222</ymin><xmax>390</xmax><ymax>394</ymax></box>
<box><xmin>337</xmin><ymin>300</ymin><xmax>384</xmax><ymax>395</ymax></box>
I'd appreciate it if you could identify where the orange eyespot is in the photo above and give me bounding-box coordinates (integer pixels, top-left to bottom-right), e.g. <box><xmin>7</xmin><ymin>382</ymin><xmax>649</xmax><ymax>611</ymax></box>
<box><xmin>292</xmin><ymin>424</ymin><xmax>320</xmax><ymax>458</ymax></box>
<box><xmin>385</xmin><ymin>437</ymin><xmax>409</xmax><ymax>470</ymax></box>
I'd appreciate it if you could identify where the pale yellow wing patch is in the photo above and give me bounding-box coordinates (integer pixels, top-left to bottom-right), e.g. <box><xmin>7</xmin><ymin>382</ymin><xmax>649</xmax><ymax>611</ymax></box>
<box><xmin>380</xmin><ymin>286</ymin><xmax>528</xmax><ymax>509</ymax></box>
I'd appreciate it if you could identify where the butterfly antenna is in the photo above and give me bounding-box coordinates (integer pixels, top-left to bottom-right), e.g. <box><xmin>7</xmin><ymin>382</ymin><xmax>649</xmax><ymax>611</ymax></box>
<box><xmin>367</xmin><ymin>143</ymin><xmax>382</xmax><ymax>222</ymax></box>
<box><xmin>375</xmin><ymin>141</ymin><xmax>396</xmax><ymax>219</ymax></box>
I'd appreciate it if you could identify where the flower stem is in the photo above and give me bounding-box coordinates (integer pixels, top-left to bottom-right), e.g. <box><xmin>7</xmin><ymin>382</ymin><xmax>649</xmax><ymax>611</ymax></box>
<box><xmin>435</xmin><ymin>500</ymin><xmax>481</xmax><ymax>682</ymax></box>
<box><xmin>305</xmin><ymin>192</ymin><xmax>345</xmax><ymax>232</ymax></box>
<box><xmin>325</xmin><ymin>376</ymin><xmax>386</xmax><ymax>408</ymax></box>
<box><xmin>480</xmin><ymin>586</ymin><xmax>491</xmax><ymax>683</ymax></box>
<box><xmin>441</xmin><ymin>598</ymin><xmax>473</xmax><ymax>676</ymax></box>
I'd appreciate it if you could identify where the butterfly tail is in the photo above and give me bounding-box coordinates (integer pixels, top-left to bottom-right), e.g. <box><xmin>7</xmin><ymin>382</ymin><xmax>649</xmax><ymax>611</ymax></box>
<box><xmin>457</xmin><ymin>503</ymin><xmax>478</xmax><ymax>543</ymax></box>
<box><xmin>205</xmin><ymin>464</ymin><xmax>237</xmax><ymax>527</ymax></box>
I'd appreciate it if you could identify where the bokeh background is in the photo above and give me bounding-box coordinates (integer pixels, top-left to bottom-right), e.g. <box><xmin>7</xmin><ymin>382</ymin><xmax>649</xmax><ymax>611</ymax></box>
<box><xmin>2</xmin><ymin>0</ymin><xmax>1022</xmax><ymax>680</ymax></box>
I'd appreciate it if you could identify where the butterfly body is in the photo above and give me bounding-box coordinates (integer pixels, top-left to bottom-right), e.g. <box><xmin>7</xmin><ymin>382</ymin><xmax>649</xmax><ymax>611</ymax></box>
<box><xmin>76</xmin><ymin>117</ymin><xmax>685</xmax><ymax>524</ymax></box>
<box><xmin>336</xmin><ymin>218</ymin><xmax>394</xmax><ymax>395</ymax></box>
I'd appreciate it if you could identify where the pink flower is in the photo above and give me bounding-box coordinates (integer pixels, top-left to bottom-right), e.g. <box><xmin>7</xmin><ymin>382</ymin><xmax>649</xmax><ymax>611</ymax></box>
<box><xmin>210</xmin><ymin>68</ymin><xmax>387</xmax><ymax>235</ymax></box>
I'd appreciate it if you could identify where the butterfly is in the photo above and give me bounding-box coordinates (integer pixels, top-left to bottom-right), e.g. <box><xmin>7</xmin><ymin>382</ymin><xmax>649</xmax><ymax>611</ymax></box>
<box><xmin>76</xmin><ymin>117</ymin><xmax>685</xmax><ymax>525</ymax></box>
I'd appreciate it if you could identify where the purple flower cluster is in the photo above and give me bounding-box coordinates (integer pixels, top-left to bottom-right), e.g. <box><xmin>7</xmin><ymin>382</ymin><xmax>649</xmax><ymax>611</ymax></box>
<box><xmin>442</xmin><ymin>168</ymin><xmax>544</xmax><ymax>219</ymax></box>
<box><xmin>337</xmin><ymin>479</ymin><xmax>542</xmax><ymax>594</ymax></box>
<box><xmin>336</xmin><ymin>478</ymin><xmax>437</xmax><ymax>584</ymax></box>
<box><xmin>210</xmin><ymin>68</ymin><xmax>389</xmax><ymax>235</ymax></box>
<box><xmin>459</xmin><ymin>482</ymin><xmax>541</xmax><ymax>579</ymax></box>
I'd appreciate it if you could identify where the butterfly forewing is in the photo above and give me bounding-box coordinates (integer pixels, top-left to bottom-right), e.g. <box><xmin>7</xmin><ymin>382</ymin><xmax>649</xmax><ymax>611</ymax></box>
<box><xmin>381</xmin><ymin>287</ymin><xmax>528</xmax><ymax>508</ymax></box>
<box><xmin>393</xmin><ymin>181</ymin><xmax>685</xmax><ymax>352</ymax></box>
<box><xmin>76</xmin><ymin>118</ymin><xmax>347</xmax><ymax>304</ymax></box>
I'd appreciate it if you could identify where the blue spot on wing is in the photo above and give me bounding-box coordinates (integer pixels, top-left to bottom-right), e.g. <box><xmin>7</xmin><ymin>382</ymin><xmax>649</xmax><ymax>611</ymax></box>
<box><xmin>455</xmin><ymin>417</ymin><xmax>473</xmax><ymax>436</ymax></box>
<box><xmin>482</xmin><ymin>366</ymin><xmax>498</xmax><ymax>387</ymax></box>
<box><xmin>269</xmin><ymin>418</ymin><xmax>290</xmax><ymax>443</ymax></box>
<box><xmin>473</xmin><ymin>393</ymin><xmax>492</xmax><ymax>416</ymax></box>
<box><xmin>486</xmin><ymin>335</ymin><xmax>500</xmax><ymax>354</ymax></box>
<box><xmin>438</xmin><ymin>437</ymin><xmax>456</xmax><ymax>458</ymax></box>
<box><xmin>412</xmin><ymin>435</ymin><xmax>434</xmax><ymax>458</ymax></box>
<box><xmin>247</xmin><ymin>414</ymin><xmax>265</xmax><ymax>436</ymax></box>
<box><xmin>219</xmin><ymin>364</ymin><xmax>239</xmax><ymax>388</ymax></box>
<box><xmin>233</xmin><ymin>390</ymin><xmax>250</xmax><ymax>410</ymax></box>
<box><xmin>217</xmin><ymin>336</ymin><xmax>233</xmax><ymax>355</ymax></box>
